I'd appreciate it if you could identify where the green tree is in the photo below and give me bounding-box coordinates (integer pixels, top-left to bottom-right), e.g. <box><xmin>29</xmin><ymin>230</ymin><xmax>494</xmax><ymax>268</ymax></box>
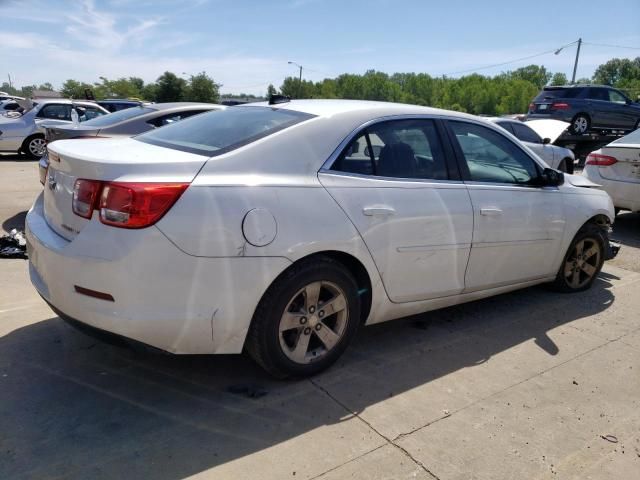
<box><xmin>593</xmin><ymin>57</ymin><xmax>640</xmax><ymax>86</ymax></box>
<box><xmin>37</xmin><ymin>82</ymin><xmax>54</xmax><ymax>91</ymax></box>
<box><xmin>184</xmin><ymin>71</ymin><xmax>220</xmax><ymax>103</ymax></box>
<box><xmin>509</xmin><ymin>65</ymin><xmax>552</xmax><ymax>89</ymax></box>
<box><xmin>266</xmin><ymin>84</ymin><xmax>278</xmax><ymax>97</ymax></box>
<box><xmin>549</xmin><ymin>72</ymin><xmax>568</xmax><ymax>85</ymax></box>
<box><xmin>154</xmin><ymin>72</ymin><xmax>187</xmax><ymax>102</ymax></box>
<box><xmin>61</xmin><ymin>79</ymin><xmax>95</xmax><ymax>99</ymax></box>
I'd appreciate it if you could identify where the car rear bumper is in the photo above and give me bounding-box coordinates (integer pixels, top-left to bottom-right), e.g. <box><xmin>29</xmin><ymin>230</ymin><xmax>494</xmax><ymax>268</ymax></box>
<box><xmin>26</xmin><ymin>192</ymin><xmax>291</xmax><ymax>354</ymax></box>
<box><xmin>583</xmin><ymin>167</ymin><xmax>640</xmax><ymax>211</ymax></box>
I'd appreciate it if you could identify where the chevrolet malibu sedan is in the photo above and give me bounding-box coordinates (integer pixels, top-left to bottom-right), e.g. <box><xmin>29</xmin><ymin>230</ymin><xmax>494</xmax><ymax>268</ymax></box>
<box><xmin>583</xmin><ymin>128</ymin><xmax>640</xmax><ymax>214</ymax></box>
<box><xmin>27</xmin><ymin>99</ymin><xmax>617</xmax><ymax>378</ymax></box>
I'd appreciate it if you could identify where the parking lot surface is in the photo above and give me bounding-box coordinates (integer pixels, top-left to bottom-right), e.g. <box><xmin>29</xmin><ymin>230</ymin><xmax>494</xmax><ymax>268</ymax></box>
<box><xmin>1</xmin><ymin>154</ymin><xmax>639</xmax><ymax>479</ymax></box>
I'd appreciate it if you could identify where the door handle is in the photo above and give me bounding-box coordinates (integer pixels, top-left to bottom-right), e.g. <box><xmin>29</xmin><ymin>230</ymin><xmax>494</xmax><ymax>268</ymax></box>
<box><xmin>480</xmin><ymin>208</ymin><xmax>503</xmax><ymax>216</ymax></box>
<box><xmin>363</xmin><ymin>206</ymin><xmax>396</xmax><ymax>216</ymax></box>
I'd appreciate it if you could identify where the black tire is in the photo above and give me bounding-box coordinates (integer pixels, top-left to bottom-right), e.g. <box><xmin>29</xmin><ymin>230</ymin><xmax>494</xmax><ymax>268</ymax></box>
<box><xmin>245</xmin><ymin>256</ymin><xmax>361</xmax><ymax>378</ymax></box>
<box><xmin>21</xmin><ymin>135</ymin><xmax>46</xmax><ymax>159</ymax></box>
<box><xmin>570</xmin><ymin>114</ymin><xmax>590</xmax><ymax>135</ymax></box>
<box><xmin>563</xmin><ymin>157</ymin><xmax>575</xmax><ymax>174</ymax></box>
<box><xmin>549</xmin><ymin>224</ymin><xmax>605</xmax><ymax>293</ymax></box>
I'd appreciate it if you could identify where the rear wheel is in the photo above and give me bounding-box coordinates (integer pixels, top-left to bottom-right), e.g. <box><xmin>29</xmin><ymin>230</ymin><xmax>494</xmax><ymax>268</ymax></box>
<box><xmin>550</xmin><ymin>225</ymin><xmax>605</xmax><ymax>292</ymax></box>
<box><xmin>21</xmin><ymin>135</ymin><xmax>46</xmax><ymax>159</ymax></box>
<box><xmin>245</xmin><ymin>257</ymin><xmax>360</xmax><ymax>378</ymax></box>
<box><xmin>562</xmin><ymin>157</ymin><xmax>575</xmax><ymax>174</ymax></box>
<box><xmin>570</xmin><ymin>114</ymin><xmax>590</xmax><ymax>135</ymax></box>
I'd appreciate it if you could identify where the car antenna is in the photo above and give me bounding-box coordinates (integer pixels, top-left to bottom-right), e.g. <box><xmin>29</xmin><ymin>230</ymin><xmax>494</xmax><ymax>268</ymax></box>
<box><xmin>269</xmin><ymin>94</ymin><xmax>291</xmax><ymax>105</ymax></box>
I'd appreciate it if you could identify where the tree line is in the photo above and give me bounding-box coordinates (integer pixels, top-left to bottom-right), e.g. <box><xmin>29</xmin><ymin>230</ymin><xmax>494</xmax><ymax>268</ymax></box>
<box><xmin>2</xmin><ymin>57</ymin><xmax>639</xmax><ymax>115</ymax></box>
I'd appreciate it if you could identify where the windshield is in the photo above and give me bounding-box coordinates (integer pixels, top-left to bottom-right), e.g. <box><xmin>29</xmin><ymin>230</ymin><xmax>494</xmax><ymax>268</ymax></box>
<box><xmin>136</xmin><ymin>106</ymin><xmax>315</xmax><ymax>156</ymax></box>
<box><xmin>612</xmin><ymin>128</ymin><xmax>640</xmax><ymax>145</ymax></box>
<box><xmin>82</xmin><ymin>106</ymin><xmax>155</xmax><ymax>127</ymax></box>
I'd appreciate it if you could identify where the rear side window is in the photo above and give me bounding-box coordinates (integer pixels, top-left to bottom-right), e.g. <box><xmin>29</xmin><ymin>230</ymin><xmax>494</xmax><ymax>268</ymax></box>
<box><xmin>136</xmin><ymin>106</ymin><xmax>315</xmax><ymax>156</ymax></box>
<box><xmin>512</xmin><ymin>123</ymin><xmax>542</xmax><ymax>144</ymax></box>
<box><xmin>147</xmin><ymin>109</ymin><xmax>209</xmax><ymax>128</ymax></box>
<box><xmin>534</xmin><ymin>87</ymin><xmax>582</xmax><ymax>101</ymax></box>
<box><xmin>495</xmin><ymin>121</ymin><xmax>514</xmax><ymax>134</ymax></box>
<box><xmin>331</xmin><ymin>119</ymin><xmax>448</xmax><ymax>180</ymax></box>
<box><xmin>37</xmin><ymin>104</ymin><xmax>71</xmax><ymax>121</ymax></box>
<box><xmin>586</xmin><ymin>88</ymin><xmax>609</xmax><ymax>101</ymax></box>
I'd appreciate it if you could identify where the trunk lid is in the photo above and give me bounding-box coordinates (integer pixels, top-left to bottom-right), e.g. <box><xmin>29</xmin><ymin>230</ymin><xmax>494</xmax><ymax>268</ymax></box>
<box><xmin>44</xmin><ymin>123</ymin><xmax>101</xmax><ymax>143</ymax></box>
<box><xmin>598</xmin><ymin>145</ymin><xmax>640</xmax><ymax>184</ymax></box>
<box><xmin>44</xmin><ymin>137</ymin><xmax>208</xmax><ymax>240</ymax></box>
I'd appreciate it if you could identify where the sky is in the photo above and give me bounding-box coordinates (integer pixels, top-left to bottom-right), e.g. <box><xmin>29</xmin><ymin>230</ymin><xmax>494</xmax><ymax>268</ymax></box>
<box><xmin>1</xmin><ymin>0</ymin><xmax>639</xmax><ymax>96</ymax></box>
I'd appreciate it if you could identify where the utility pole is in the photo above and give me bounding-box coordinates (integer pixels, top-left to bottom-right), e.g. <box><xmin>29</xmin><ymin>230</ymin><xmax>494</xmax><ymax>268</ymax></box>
<box><xmin>288</xmin><ymin>61</ymin><xmax>303</xmax><ymax>98</ymax></box>
<box><xmin>7</xmin><ymin>73</ymin><xmax>13</xmax><ymax>89</ymax></box>
<box><xmin>571</xmin><ymin>38</ymin><xmax>582</xmax><ymax>84</ymax></box>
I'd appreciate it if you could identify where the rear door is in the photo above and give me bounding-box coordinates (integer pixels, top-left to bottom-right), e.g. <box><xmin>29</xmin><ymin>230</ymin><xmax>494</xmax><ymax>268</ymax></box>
<box><xmin>319</xmin><ymin>118</ymin><xmax>473</xmax><ymax>303</ymax></box>
<box><xmin>446</xmin><ymin>119</ymin><xmax>566</xmax><ymax>291</ymax></box>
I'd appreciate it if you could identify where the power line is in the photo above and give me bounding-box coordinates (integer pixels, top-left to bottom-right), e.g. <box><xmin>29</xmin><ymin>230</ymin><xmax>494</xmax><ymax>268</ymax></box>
<box><xmin>441</xmin><ymin>41</ymin><xmax>579</xmax><ymax>77</ymax></box>
<box><xmin>582</xmin><ymin>41</ymin><xmax>640</xmax><ymax>51</ymax></box>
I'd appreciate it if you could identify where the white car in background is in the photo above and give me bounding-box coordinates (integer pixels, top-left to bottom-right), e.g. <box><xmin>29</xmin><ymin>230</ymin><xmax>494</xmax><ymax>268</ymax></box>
<box><xmin>489</xmin><ymin>117</ymin><xmax>575</xmax><ymax>173</ymax></box>
<box><xmin>583</xmin><ymin>128</ymin><xmax>640</xmax><ymax>214</ymax></box>
<box><xmin>27</xmin><ymin>99</ymin><xmax>617</xmax><ymax>378</ymax></box>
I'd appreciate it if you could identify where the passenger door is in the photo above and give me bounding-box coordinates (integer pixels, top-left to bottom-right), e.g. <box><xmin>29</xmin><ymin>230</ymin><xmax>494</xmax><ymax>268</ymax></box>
<box><xmin>446</xmin><ymin>120</ymin><xmax>565</xmax><ymax>292</ymax></box>
<box><xmin>319</xmin><ymin>118</ymin><xmax>473</xmax><ymax>303</ymax></box>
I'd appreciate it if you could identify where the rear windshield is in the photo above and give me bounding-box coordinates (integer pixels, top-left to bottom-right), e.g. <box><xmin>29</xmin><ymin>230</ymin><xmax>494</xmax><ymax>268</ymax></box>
<box><xmin>83</xmin><ymin>106</ymin><xmax>155</xmax><ymax>127</ymax></box>
<box><xmin>612</xmin><ymin>128</ymin><xmax>640</xmax><ymax>145</ymax></box>
<box><xmin>534</xmin><ymin>87</ymin><xmax>582</xmax><ymax>101</ymax></box>
<box><xmin>135</xmin><ymin>106</ymin><xmax>315</xmax><ymax>156</ymax></box>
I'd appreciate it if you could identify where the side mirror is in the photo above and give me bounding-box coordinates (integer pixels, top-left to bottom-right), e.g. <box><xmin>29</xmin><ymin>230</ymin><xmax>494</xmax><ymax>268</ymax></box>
<box><xmin>542</xmin><ymin>137</ymin><xmax>551</xmax><ymax>145</ymax></box>
<box><xmin>542</xmin><ymin>167</ymin><xmax>564</xmax><ymax>187</ymax></box>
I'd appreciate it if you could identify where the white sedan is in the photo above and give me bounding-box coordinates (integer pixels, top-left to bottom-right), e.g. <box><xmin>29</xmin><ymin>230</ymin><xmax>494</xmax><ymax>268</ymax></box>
<box><xmin>583</xmin><ymin>128</ymin><xmax>640</xmax><ymax>214</ymax></box>
<box><xmin>488</xmin><ymin>117</ymin><xmax>575</xmax><ymax>172</ymax></box>
<box><xmin>27</xmin><ymin>99</ymin><xmax>617</xmax><ymax>378</ymax></box>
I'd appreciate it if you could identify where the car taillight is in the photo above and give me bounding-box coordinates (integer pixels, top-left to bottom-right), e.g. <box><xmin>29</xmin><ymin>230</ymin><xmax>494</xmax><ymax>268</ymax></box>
<box><xmin>551</xmin><ymin>102</ymin><xmax>570</xmax><ymax>110</ymax></box>
<box><xmin>585</xmin><ymin>153</ymin><xmax>618</xmax><ymax>166</ymax></box>
<box><xmin>99</xmin><ymin>182</ymin><xmax>189</xmax><ymax>228</ymax></box>
<box><xmin>528</xmin><ymin>103</ymin><xmax>535</xmax><ymax>112</ymax></box>
<box><xmin>72</xmin><ymin>180</ymin><xmax>189</xmax><ymax>228</ymax></box>
<box><xmin>72</xmin><ymin>179</ymin><xmax>102</xmax><ymax>218</ymax></box>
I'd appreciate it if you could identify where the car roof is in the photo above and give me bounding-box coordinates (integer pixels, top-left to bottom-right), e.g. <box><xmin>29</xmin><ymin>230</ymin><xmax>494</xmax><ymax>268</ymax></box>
<box><xmin>148</xmin><ymin>102</ymin><xmax>224</xmax><ymax>111</ymax></box>
<box><xmin>238</xmin><ymin>99</ymin><xmax>477</xmax><ymax>126</ymax></box>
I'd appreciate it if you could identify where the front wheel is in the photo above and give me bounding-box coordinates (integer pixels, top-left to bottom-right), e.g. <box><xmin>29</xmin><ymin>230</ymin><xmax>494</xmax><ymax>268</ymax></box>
<box><xmin>549</xmin><ymin>225</ymin><xmax>605</xmax><ymax>292</ymax></box>
<box><xmin>245</xmin><ymin>257</ymin><xmax>360</xmax><ymax>378</ymax></box>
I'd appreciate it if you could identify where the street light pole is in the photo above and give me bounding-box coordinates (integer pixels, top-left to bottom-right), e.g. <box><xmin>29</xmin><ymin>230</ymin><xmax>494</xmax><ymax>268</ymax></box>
<box><xmin>288</xmin><ymin>61</ymin><xmax>303</xmax><ymax>98</ymax></box>
<box><xmin>571</xmin><ymin>38</ymin><xmax>582</xmax><ymax>84</ymax></box>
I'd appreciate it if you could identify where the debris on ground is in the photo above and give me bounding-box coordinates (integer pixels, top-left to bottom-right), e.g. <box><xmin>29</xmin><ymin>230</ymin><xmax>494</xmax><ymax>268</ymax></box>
<box><xmin>226</xmin><ymin>383</ymin><xmax>269</xmax><ymax>399</ymax></box>
<box><xmin>600</xmin><ymin>434</ymin><xmax>619</xmax><ymax>443</ymax></box>
<box><xmin>0</xmin><ymin>229</ymin><xmax>27</xmax><ymax>259</ymax></box>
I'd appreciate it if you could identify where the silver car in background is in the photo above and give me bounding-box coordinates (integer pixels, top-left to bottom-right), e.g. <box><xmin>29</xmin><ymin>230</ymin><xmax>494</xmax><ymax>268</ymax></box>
<box><xmin>39</xmin><ymin>102</ymin><xmax>225</xmax><ymax>184</ymax></box>
<box><xmin>0</xmin><ymin>99</ymin><xmax>108</xmax><ymax>158</ymax></box>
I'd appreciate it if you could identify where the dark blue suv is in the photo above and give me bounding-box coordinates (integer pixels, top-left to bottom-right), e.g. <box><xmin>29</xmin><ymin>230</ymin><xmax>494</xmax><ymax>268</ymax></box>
<box><xmin>527</xmin><ymin>84</ymin><xmax>640</xmax><ymax>134</ymax></box>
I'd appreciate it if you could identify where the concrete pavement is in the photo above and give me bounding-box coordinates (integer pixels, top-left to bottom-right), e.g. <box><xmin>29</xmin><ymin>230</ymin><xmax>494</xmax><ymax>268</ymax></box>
<box><xmin>1</xmin><ymin>154</ymin><xmax>639</xmax><ymax>479</ymax></box>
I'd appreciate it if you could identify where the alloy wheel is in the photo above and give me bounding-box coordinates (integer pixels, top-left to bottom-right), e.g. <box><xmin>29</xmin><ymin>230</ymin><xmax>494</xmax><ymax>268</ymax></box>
<box><xmin>573</xmin><ymin>116</ymin><xmax>588</xmax><ymax>134</ymax></box>
<box><xmin>28</xmin><ymin>137</ymin><xmax>46</xmax><ymax>157</ymax></box>
<box><xmin>563</xmin><ymin>238</ymin><xmax>601</xmax><ymax>289</ymax></box>
<box><xmin>278</xmin><ymin>280</ymin><xmax>349</xmax><ymax>364</ymax></box>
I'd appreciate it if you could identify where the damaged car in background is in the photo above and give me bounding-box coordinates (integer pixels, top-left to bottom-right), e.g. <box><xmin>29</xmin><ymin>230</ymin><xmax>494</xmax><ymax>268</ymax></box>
<box><xmin>27</xmin><ymin>99</ymin><xmax>619</xmax><ymax>378</ymax></box>
<box><xmin>489</xmin><ymin>117</ymin><xmax>576</xmax><ymax>173</ymax></box>
<box><xmin>0</xmin><ymin>99</ymin><xmax>108</xmax><ymax>158</ymax></box>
